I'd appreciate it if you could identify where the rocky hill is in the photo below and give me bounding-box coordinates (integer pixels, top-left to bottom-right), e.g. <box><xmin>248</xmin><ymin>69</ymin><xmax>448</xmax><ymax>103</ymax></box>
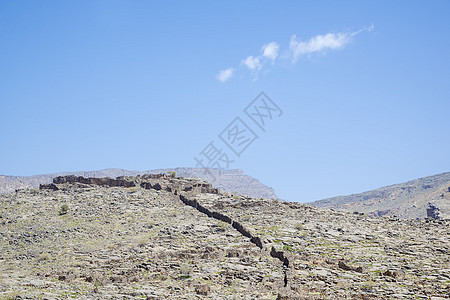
<box><xmin>309</xmin><ymin>172</ymin><xmax>450</xmax><ymax>219</ymax></box>
<box><xmin>0</xmin><ymin>168</ymin><xmax>277</xmax><ymax>199</ymax></box>
<box><xmin>0</xmin><ymin>175</ymin><xmax>448</xmax><ymax>298</ymax></box>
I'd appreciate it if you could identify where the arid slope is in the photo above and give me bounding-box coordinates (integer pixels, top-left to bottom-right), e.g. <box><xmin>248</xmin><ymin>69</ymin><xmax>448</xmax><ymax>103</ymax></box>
<box><xmin>0</xmin><ymin>175</ymin><xmax>448</xmax><ymax>299</ymax></box>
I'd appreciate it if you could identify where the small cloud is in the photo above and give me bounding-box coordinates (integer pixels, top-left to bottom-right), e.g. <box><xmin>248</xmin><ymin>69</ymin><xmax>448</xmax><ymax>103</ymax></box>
<box><xmin>350</xmin><ymin>24</ymin><xmax>375</xmax><ymax>37</ymax></box>
<box><xmin>216</xmin><ymin>68</ymin><xmax>235</xmax><ymax>82</ymax></box>
<box><xmin>242</xmin><ymin>56</ymin><xmax>261</xmax><ymax>72</ymax></box>
<box><xmin>290</xmin><ymin>32</ymin><xmax>352</xmax><ymax>63</ymax></box>
<box><xmin>261</xmin><ymin>42</ymin><xmax>280</xmax><ymax>62</ymax></box>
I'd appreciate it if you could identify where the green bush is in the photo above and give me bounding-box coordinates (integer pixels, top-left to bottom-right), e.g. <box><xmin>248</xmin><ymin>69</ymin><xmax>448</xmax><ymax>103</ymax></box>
<box><xmin>179</xmin><ymin>263</ymin><xmax>193</xmax><ymax>278</ymax></box>
<box><xmin>59</xmin><ymin>204</ymin><xmax>69</xmax><ymax>215</ymax></box>
<box><xmin>283</xmin><ymin>244</ymin><xmax>294</xmax><ymax>252</ymax></box>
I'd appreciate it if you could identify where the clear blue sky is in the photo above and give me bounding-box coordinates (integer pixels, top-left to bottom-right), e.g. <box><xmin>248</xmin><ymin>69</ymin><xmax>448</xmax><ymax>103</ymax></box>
<box><xmin>1</xmin><ymin>1</ymin><xmax>449</xmax><ymax>202</ymax></box>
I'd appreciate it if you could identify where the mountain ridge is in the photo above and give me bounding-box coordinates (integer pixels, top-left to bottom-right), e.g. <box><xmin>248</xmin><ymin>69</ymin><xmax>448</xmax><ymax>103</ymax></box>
<box><xmin>309</xmin><ymin>171</ymin><xmax>450</xmax><ymax>219</ymax></box>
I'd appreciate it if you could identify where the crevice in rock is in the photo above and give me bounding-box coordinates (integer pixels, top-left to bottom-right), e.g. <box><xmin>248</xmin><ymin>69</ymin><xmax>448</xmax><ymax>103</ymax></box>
<box><xmin>177</xmin><ymin>192</ymin><xmax>291</xmax><ymax>288</ymax></box>
<box><xmin>270</xmin><ymin>246</ymin><xmax>290</xmax><ymax>268</ymax></box>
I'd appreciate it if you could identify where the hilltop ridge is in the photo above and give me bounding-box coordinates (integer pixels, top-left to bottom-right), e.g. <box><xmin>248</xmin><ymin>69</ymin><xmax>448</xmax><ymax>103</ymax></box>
<box><xmin>0</xmin><ymin>167</ymin><xmax>277</xmax><ymax>200</ymax></box>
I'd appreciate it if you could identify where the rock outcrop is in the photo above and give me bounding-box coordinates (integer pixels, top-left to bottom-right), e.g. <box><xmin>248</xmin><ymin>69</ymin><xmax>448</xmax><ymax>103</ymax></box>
<box><xmin>427</xmin><ymin>202</ymin><xmax>441</xmax><ymax>219</ymax></box>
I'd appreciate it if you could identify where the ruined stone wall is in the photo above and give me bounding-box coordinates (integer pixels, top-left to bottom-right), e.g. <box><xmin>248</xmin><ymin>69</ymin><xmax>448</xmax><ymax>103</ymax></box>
<box><xmin>40</xmin><ymin>174</ymin><xmax>295</xmax><ymax>294</ymax></box>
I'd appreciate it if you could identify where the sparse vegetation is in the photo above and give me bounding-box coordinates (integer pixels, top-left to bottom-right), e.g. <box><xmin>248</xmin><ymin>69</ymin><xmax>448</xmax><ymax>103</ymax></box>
<box><xmin>217</xmin><ymin>220</ymin><xmax>229</xmax><ymax>231</ymax></box>
<box><xmin>241</xmin><ymin>214</ymin><xmax>251</xmax><ymax>221</ymax></box>
<box><xmin>37</xmin><ymin>252</ymin><xmax>51</xmax><ymax>261</ymax></box>
<box><xmin>179</xmin><ymin>263</ymin><xmax>193</xmax><ymax>278</ymax></box>
<box><xmin>59</xmin><ymin>204</ymin><xmax>69</xmax><ymax>215</ymax></box>
<box><xmin>137</xmin><ymin>238</ymin><xmax>147</xmax><ymax>247</ymax></box>
<box><xmin>29</xmin><ymin>188</ymin><xmax>39</xmax><ymax>195</ymax></box>
<box><xmin>283</xmin><ymin>244</ymin><xmax>294</xmax><ymax>252</ymax></box>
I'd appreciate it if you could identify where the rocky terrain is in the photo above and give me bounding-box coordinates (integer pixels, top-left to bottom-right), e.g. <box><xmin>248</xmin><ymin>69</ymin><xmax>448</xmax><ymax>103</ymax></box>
<box><xmin>0</xmin><ymin>174</ymin><xmax>449</xmax><ymax>299</ymax></box>
<box><xmin>0</xmin><ymin>168</ymin><xmax>277</xmax><ymax>199</ymax></box>
<box><xmin>309</xmin><ymin>172</ymin><xmax>450</xmax><ymax>219</ymax></box>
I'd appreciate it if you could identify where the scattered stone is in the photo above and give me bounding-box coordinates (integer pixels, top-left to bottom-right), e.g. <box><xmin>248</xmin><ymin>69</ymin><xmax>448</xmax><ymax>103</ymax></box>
<box><xmin>194</xmin><ymin>284</ymin><xmax>210</xmax><ymax>295</ymax></box>
<box><xmin>383</xmin><ymin>269</ymin><xmax>405</xmax><ymax>279</ymax></box>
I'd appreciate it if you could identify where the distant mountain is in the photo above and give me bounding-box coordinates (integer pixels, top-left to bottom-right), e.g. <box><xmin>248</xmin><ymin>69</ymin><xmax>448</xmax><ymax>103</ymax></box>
<box><xmin>0</xmin><ymin>167</ymin><xmax>278</xmax><ymax>199</ymax></box>
<box><xmin>309</xmin><ymin>172</ymin><xmax>450</xmax><ymax>219</ymax></box>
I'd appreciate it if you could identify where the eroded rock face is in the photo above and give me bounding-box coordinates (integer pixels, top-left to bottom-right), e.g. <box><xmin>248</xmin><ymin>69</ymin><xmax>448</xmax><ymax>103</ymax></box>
<box><xmin>0</xmin><ymin>175</ymin><xmax>449</xmax><ymax>299</ymax></box>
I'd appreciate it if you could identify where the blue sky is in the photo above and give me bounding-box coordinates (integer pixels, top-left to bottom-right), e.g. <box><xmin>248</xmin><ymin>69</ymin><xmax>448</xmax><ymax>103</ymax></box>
<box><xmin>1</xmin><ymin>1</ymin><xmax>449</xmax><ymax>202</ymax></box>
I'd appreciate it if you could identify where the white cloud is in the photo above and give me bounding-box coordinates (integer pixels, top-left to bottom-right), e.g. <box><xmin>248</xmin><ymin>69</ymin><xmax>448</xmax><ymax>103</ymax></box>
<box><xmin>216</xmin><ymin>68</ymin><xmax>235</xmax><ymax>82</ymax></box>
<box><xmin>261</xmin><ymin>42</ymin><xmax>279</xmax><ymax>62</ymax></box>
<box><xmin>290</xmin><ymin>32</ymin><xmax>352</xmax><ymax>63</ymax></box>
<box><xmin>216</xmin><ymin>25</ymin><xmax>374</xmax><ymax>82</ymax></box>
<box><xmin>242</xmin><ymin>56</ymin><xmax>261</xmax><ymax>72</ymax></box>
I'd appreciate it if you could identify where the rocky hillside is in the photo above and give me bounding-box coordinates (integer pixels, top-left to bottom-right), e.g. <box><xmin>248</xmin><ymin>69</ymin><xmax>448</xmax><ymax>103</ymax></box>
<box><xmin>309</xmin><ymin>172</ymin><xmax>450</xmax><ymax>219</ymax></box>
<box><xmin>0</xmin><ymin>168</ymin><xmax>277</xmax><ymax>199</ymax></box>
<box><xmin>0</xmin><ymin>175</ymin><xmax>448</xmax><ymax>298</ymax></box>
